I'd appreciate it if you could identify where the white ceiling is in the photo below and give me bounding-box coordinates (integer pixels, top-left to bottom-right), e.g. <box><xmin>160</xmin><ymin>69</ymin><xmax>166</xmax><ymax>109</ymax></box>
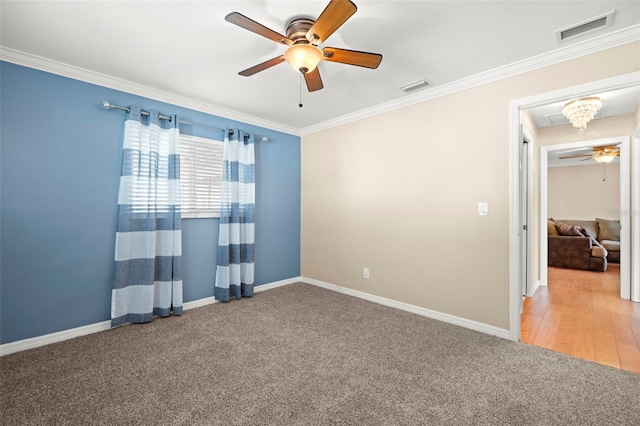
<box><xmin>1</xmin><ymin>1</ymin><xmax>640</xmax><ymax>133</ymax></box>
<box><xmin>527</xmin><ymin>85</ymin><xmax>640</xmax><ymax>130</ymax></box>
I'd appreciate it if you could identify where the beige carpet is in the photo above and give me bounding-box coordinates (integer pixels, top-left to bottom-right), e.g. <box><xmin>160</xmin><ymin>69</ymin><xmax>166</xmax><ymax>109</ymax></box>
<box><xmin>1</xmin><ymin>283</ymin><xmax>639</xmax><ymax>425</ymax></box>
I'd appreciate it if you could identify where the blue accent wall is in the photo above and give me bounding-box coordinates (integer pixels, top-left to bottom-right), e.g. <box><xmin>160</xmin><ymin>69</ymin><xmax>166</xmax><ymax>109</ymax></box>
<box><xmin>0</xmin><ymin>62</ymin><xmax>301</xmax><ymax>344</ymax></box>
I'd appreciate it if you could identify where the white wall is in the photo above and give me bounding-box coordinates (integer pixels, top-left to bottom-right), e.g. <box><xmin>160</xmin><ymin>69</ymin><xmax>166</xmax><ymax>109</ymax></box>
<box><xmin>302</xmin><ymin>41</ymin><xmax>640</xmax><ymax>331</ymax></box>
<box><xmin>548</xmin><ymin>163</ymin><xmax>620</xmax><ymax>220</ymax></box>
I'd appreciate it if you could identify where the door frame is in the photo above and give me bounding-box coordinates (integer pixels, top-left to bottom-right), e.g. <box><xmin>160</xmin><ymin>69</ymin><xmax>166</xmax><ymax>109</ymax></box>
<box><xmin>633</xmin><ymin>125</ymin><xmax>640</xmax><ymax>301</ymax></box>
<box><xmin>508</xmin><ymin>71</ymin><xmax>640</xmax><ymax>341</ymax></box>
<box><xmin>539</xmin><ymin>137</ymin><xmax>630</xmax><ymax>298</ymax></box>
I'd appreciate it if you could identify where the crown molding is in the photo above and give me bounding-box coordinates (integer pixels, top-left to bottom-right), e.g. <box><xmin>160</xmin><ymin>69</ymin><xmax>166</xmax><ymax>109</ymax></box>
<box><xmin>2</xmin><ymin>23</ymin><xmax>638</xmax><ymax>138</ymax></box>
<box><xmin>0</xmin><ymin>46</ymin><xmax>301</xmax><ymax>137</ymax></box>
<box><xmin>300</xmin><ymin>24</ymin><xmax>640</xmax><ymax>136</ymax></box>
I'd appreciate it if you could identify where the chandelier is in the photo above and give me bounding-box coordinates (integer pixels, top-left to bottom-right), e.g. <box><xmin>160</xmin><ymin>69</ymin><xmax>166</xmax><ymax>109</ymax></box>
<box><xmin>562</xmin><ymin>96</ymin><xmax>602</xmax><ymax>133</ymax></box>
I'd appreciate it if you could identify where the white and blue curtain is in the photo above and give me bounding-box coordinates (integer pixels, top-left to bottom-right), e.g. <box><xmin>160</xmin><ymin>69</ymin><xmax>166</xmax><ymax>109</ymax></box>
<box><xmin>111</xmin><ymin>106</ymin><xmax>183</xmax><ymax>327</ymax></box>
<box><xmin>215</xmin><ymin>129</ymin><xmax>255</xmax><ymax>301</ymax></box>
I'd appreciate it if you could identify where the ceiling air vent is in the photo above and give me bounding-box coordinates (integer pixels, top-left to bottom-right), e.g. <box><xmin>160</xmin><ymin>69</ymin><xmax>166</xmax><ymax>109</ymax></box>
<box><xmin>556</xmin><ymin>11</ymin><xmax>615</xmax><ymax>42</ymax></box>
<box><xmin>400</xmin><ymin>80</ymin><xmax>430</xmax><ymax>93</ymax></box>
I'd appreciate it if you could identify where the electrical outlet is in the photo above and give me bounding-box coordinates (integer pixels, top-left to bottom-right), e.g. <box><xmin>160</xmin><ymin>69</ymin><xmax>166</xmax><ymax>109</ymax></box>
<box><xmin>363</xmin><ymin>268</ymin><xmax>370</xmax><ymax>279</ymax></box>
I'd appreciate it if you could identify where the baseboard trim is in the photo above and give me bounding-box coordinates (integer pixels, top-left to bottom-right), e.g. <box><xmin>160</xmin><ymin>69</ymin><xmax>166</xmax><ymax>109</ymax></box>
<box><xmin>301</xmin><ymin>277</ymin><xmax>511</xmax><ymax>340</ymax></box>
<box><xmin>529</xmin><ymin>280</ymin><xmax>541</xmax><ymax>296</ymax></box>
<box><xmin>255</xmin><ymin>276</ymin><xmax>302</xmax><ymax>292</ymax></box>
<box><xmin>0</xmin><ymin>321</ymin><xmax>113</xmax><ymax>357</ymax></box>
<box><xmin>1</xmin><ymin>276</ymin><xmax>510</xmax><ymax>355</ymax></box>
<box><xmin>0</xmin><ymin>276</ymin><xmax>301</xmax><ymax>357</ymax></box>
<box><xmin>182</xmin><ymin>296</ymin><xmax>218</xmax><ymax>311</ymax></box>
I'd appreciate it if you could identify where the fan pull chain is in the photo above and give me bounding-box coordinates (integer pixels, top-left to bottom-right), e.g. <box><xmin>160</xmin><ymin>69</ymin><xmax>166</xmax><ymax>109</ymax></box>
<box><xmin>603</xmin><ymin>164</ymin><xmax>606</xmax><ymax>182</ymax></box>
<box><xmin>299</xmin><ymin>73</ymin><xmax>304</xmax><ymax>108</ymax></box>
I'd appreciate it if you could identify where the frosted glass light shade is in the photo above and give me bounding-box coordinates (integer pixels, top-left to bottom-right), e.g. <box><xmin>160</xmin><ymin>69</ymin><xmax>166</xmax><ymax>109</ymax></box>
<box><xmin>284</xmin><ymin>44</ymin><xmax>323</xmax><ymax>73</ymax></box>
<box><xmin>594</xmin><ymin>154</ymin><xmax>615</xmax><ymax>164</ymax></box>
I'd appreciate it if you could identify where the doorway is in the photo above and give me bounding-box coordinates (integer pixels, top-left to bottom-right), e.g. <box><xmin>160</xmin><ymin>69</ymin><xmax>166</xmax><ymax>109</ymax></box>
<box><xmin>508</xmin><ymin>72</ymin><xmax>640</xmax><ymax>342</ymax></box>
<box><xmin>539</xmin><ymin>136</ymin><xmax>631</xmax><ymax>297</ymax></box>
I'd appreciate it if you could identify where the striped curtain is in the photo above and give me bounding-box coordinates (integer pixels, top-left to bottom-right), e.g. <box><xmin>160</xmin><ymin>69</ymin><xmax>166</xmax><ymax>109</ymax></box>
<box><xmin>111</xmin><ymin>106</ymin><xmax>183</xmax><ymax>327</ymax></box>
<box><xmin>214</xmin><ymin>129</ymin><xmax>255</xmax><ymax>301</ymax></box>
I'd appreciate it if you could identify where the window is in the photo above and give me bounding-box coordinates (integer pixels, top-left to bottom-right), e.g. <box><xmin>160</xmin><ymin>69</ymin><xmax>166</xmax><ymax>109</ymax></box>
<box><xmin>179</xmin><ymin>134</ymin><xmax>224</xmax><ymax>218</ymax></box>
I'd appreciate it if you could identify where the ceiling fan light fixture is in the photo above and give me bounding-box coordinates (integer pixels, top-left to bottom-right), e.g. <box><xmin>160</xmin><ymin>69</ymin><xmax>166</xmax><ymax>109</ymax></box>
<box><xmin>284</xmin><ymin>44</ymin><xmax>323</xmax><ymax>74</ymax></box>
<box><xmin>594</xmin><ymin>154</ymin><xmax>616</xmax><ymax>164</ymax></box>
<box><xmin>562</xmin><ymin>96</ymin><xmax>602</xmax><ymax>133</ymax></box>
<box><xmin>226</xmin><ymin>1</ymin><xmax>381</xmax><ymax>91</ymax></box>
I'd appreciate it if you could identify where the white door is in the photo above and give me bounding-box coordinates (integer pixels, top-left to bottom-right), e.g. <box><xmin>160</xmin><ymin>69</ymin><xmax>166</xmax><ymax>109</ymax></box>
<box><xmin>519</xmin><ymin>129</ymin><xmax>532</xmax><ymax>300</ymax></box>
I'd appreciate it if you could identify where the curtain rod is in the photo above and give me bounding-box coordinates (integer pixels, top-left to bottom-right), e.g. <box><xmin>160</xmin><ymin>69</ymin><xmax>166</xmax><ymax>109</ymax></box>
<box><xmin>101</xmin><ymin>101</ymin><xmax>268</xmax><ymax>142</ymax></box>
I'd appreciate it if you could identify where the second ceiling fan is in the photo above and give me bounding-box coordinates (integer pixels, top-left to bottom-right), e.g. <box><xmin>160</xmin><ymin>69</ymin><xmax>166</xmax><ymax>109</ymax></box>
<box><xmin>559</xmin><ymin>145</ymin><xmax>621</xmax><ymax>163</ymax></box>
<box><xmin>225</xmin><ymin>0</ymin><xmax>382</xmax><ymax>92</ymax></box>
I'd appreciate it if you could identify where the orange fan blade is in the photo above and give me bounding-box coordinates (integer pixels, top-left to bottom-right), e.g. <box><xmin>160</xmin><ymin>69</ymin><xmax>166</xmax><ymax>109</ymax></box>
<box><xmin>304</xmin><ymin>68</ymin><xmax>324</xmax><ymax>92</ymax></box>
<box><xmin>322</xmin><ymin>47</ymin><xmax>382</xmax><ymax>69</ymax></box>
<box><xmin>306</xmin><ymin>0</ymin><xmax>357</xmax><ymax>45</ymax></box>
<box><xmin>239</xmin><ymin>56</ymin><xmax>286</xmax><ymax>76</ymax></box>
<box><xmin>225</xmin><ymin>12</ymin><xmax>292</xmax><ymax>46</ymax></box>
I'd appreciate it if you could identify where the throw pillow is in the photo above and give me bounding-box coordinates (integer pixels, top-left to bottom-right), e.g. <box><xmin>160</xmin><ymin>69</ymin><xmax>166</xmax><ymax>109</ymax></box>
<box><xmin>575</xmin><ymin>221</ymin><xmax>599</xmax><ymax>240</ymax></box>
<box><xmin>596</xmin><ymin>218</ymin><xmax>621</xmax><ymax>241</ymax></box>
<box><xmin>548</xmin><ymin>220</ymin><xmax>558</xmax><ymax>236</ymax></box>
<box><xmin>555</xmin><ymin>222</ymin><xmax>583</xmax><ymax>236</ymax></box>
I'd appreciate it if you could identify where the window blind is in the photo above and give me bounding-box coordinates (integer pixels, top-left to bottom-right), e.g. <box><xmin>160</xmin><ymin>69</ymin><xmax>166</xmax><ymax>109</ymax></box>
<box><xmin>179</xmin><ymin>134</ymin><xmax>224</xmax><ymax>218</ymax></box>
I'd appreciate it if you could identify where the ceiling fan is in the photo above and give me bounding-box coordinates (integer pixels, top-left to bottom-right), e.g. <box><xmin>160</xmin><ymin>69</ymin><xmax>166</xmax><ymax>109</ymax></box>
<box><xmin>225</xmin><ymin>0</ymin><xmax>383</xmax><ymax>92</ymax></box>
<box><xmin>559</xmin><ymin>145</ymin><xmax>620</xmax><ymax>163</ymax></box>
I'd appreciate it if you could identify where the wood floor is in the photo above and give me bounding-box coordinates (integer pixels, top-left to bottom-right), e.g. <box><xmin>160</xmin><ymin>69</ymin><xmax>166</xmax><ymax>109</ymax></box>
<box><xmin>521</xmin><ymin>264</ymin><xmax>640</xmax><ymax>374</ymax></box>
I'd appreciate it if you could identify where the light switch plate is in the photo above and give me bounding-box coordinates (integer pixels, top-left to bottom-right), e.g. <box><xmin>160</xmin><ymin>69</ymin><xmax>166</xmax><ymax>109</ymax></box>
<box><xmin>478</xmin><ymin>202</ymin><xmax>488</xmax><ymax>216</ymax></box>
